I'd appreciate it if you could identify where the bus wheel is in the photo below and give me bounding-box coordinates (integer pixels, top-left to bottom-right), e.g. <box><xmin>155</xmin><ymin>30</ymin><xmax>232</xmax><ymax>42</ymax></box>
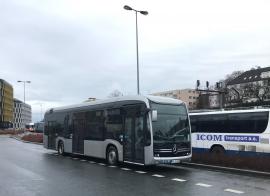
<box><xmin>58</xmin><ymin>141</ymin><xmax>65</xmax><ymax>156</ymax></box>
<box><xmin>107</xmin><ymin>146</ymin><xmax>118</xmax><ymax>165</ymax></box>
<box><xmin>210</xmin><ymin>146</ymin><xmax>225</xmax><ymax>155</ymax></box>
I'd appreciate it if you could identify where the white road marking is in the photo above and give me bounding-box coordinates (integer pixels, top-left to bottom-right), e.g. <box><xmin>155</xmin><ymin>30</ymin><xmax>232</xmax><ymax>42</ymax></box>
<box><xmin>135</xmin><ymin>171</ymin><xmax>147</xmax><ymax>174</ymax></box>
<box><xmin>196</xmin><ymin>183</ymin><xmax>212</xmax><ymax>188</ymax></box>
<box><xmin>171</xmin><ymin>178</ymin><xmax>186</xmax><ymax>182</ymax></box>
<box><xmin>98</xmin><ymin>163</ymin><xmax>106</xmax><ymax>166</ymax></box>
<box><xmin>224</xmin><ymin>189</ymin><xmax>244</xmax><ymax>194</ymax></box>
<box><xmin>121</xmin><ymin>168</ymin><xmax>131</xmax><ymax>171</ymax></box>
<box><xmin>152</xmin><ymin>174</ymin><xmax>165</xmax><ymax>178</ymax></box>
<box><xmin>53</xmin><ymin>154</ymin><xmax>59</xmax><ymax>156</ymax></box>
<box><xmin>88</xmin><ymin>161</ymin><xmax>96</xmax><ymax>164</ymax></box>
<box><xmin>108</xmin><ymin>165</ymin><xmax>117</xmax><ymax>168</ymax></box>
<box><xmin>80</xmin><ymin>159</ymin><xmax>86</xmax><ymax>162</ymax></box>
<box><xmin>72</xmin><ymin>158</ymin><xmax>79</xmax><ymax>160</ymax></box>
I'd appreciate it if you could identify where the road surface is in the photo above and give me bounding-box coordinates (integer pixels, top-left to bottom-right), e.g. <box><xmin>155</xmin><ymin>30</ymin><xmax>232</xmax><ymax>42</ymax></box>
<box><xmin>0</xmin><ymin>136</ymin><xmax>270</xmax><ymax>196</ymax></box>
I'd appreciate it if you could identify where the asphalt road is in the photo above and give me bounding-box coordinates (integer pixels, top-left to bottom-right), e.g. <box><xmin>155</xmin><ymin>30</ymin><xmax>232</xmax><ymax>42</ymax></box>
<box><xmin>1</xmin><ymin>136</ymin><xmax>270</xmax><ymax>196</ymax></box>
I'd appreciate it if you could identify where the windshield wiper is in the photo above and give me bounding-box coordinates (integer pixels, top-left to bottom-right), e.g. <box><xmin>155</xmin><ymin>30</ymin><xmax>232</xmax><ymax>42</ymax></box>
<box><xmin>154</xmin><ymin>130</ymin><xmax>169</xmax><ymax>141</ymax></box>
<box><xmin>169</xmin><ymin>127</ymin><xmax>188</xmax><ymax>139</ymax></box>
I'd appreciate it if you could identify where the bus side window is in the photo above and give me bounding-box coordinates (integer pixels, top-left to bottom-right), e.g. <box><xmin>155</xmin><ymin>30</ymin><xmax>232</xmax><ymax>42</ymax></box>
<box><xmin>198</xmin><ymin>114</ymin><xmax>227</xmax><ymax>133</ymax></box>
<box><xmin>228</xmin><ymin>112</ymin><xmax>268</xmax><ymax>133</ymax></box>
<box><xmin>105</xmin><ymin>109</ymin><xmax>123</xmax><ymax>142</ymax></box>
<box><xmin>63</xmin><ymin>114</ymin><xmax>72</xmax><ymax>137</ymax></box>
<box><xmin>190</xmin><ymin>116</ymin><xmax>197</xmax><ymax>133</ymax></box>
<box><xmin>85</xmin><ymin>111</ymin><xmax>104</xmax><ymax>140</ymax></box>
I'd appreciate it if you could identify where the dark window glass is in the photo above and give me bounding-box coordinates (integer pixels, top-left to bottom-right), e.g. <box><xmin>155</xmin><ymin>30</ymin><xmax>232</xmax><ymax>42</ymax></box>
<box><xmin>45</xmin><ymin>121</ymin><xmax>57</xmax><ymax>135</ymax></box>
<box><xmin>105</xmin><ymin>109</ymin><xmax>123</xmax><ymax>141</ymax></box>
<box><xmin>151</xmin><ymin>103</ymin><xmax>190</xmax><ymax>143</ymax></box>
<box><xmin>144</xmin><ymin>116</ymin><xmax>151</xmax><ymax>146</ymax></box>
<box><xmin>190</xmin><ymin>116</ymin><xmax>197</xmax><ymax>133</ymax></box>
<box><xmin>85</xmin><ymin>110</ymin><xmax>104</xmax><ymax>140</ymax></box>
<box><xmin>190</xmin><ymin>111</ymin><xmax>269</xmax><ymax>134</ymax></box>
<box><xmin>63</xmin><ymin>114</ymin><xmax>72</xmax><ymax>136</ymax></box>
<box><xmin>197</xmin><ymin>114</ymin><xmax>227</xmax><ymax>133</ymax></box>
<box><xmin>228</xmin><ymin>112</ymin><xmax>268</xmax><ymax>133</ymax></box>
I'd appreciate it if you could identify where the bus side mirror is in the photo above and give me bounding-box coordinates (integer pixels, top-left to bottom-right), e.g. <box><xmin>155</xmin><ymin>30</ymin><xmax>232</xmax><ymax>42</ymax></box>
<box><xmin>152</xmin><ymin>110</ymin><xmax>157</xmax><ymax>122</ymax></box>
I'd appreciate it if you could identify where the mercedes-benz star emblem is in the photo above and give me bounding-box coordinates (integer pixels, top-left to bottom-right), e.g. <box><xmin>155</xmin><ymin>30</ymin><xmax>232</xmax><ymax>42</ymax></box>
<box><xmin>172</xmin><ymin>144</ymin><xmax>177</xmax><ymax>154</ymax></box>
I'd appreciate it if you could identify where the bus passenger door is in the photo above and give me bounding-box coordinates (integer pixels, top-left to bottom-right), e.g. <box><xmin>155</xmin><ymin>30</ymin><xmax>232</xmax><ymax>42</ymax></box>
<box><xmin>123</xmin><ymin>105</ymin><xmax>145</xmax><ymax>164</ymax></box>
<box><xmin>47</xmin><ymin>121</ymin><xmax>56</xmax><ymax>149</ymax></box>
<box><xmin>72</xmin><ymin>112</ymin><xmax>86</xmax><ymax>154</ymax></box>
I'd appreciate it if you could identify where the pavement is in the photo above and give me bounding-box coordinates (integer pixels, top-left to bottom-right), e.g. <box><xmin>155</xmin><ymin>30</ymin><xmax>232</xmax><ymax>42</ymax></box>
<box><xmin>1</xmin><ymin>135</ymin><xmax>270</xmax><ymax>196</ymax></box>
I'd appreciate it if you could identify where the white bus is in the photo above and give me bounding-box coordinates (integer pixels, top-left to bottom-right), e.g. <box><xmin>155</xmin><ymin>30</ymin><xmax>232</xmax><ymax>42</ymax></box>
<box><xmin>43</xmin><ymin>95</ymin><xmax>191</xmax><ymax>165</ymax></box>
<box><xmin>190</xmin><ymin>109</ymin><xmax>270</xmax><ymax>156</ymax></box>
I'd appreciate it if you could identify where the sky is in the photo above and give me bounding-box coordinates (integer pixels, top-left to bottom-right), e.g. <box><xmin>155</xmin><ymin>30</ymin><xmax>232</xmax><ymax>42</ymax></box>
<box><xmin>1</xmin><ymin>0</ymin><xmax>270</xmax><ymax>122</ymax></box>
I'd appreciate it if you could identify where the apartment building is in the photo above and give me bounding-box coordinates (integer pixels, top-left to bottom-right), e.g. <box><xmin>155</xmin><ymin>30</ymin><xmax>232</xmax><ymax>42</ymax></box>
<box><xmin>152</xmin><ymin>89</ymin><xmax>199</xmax><ymax>109</ymax></box>
<box><xmin>13</xmin><ymin>98</ymin><xmax>32</xmax><ymax>129</ymax></box>
<box><xmin>226</xmin><ymin>67</ymin><xmax>270</xmax><ymax>106</ymax></box>
<box><xmin>0</xmin><ymin>79</ymin><xmax>14</xmax><ymax>129</ymax></box>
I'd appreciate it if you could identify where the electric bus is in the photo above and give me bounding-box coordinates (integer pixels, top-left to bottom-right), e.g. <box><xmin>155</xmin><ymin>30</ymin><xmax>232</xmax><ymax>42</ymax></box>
<box><xmin>190</xmin><ymin>108</ymin><xmax>270</xmax><ymax>155</ymax></box>
<box><xmin>43</xmin><ymin>95</ymin><xmax>191</xmax><ymax>165</ymax></box>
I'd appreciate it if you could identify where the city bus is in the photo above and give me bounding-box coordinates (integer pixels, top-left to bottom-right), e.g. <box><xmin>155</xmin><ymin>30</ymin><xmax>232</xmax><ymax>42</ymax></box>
<box><xmin>34</xmin><ymin>121</ymin><xmax>44</xmax><ymax>133</ymax></box>
<box><xmin>43</xmin><ymin>95</ymin><xmax>191</xmax><ymax>165</ymax></box>
<box><xmin>189</xmin><ymin>108</ymin><xmax>270</xmax><ymax>155</ymax></box>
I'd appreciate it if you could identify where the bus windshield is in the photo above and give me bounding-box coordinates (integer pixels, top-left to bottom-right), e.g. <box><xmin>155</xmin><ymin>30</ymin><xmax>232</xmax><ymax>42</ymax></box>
<box><xmin>151</xmin><ymin>103</ymin><xmax>190</xmax><ymax>143</ymax></box>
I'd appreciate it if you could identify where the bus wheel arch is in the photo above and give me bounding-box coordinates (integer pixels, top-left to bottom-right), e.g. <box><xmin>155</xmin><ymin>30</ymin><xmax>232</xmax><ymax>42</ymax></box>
<box><xmin>210</xmin><ymin>145</ymin><xmax>225</xmax><ymax>155</ymax></box>
<box><xmin>106</xmin><ymin>144</ymin><xmax>118</xmax><ymax>165</ymax></box>
<box><xmin>57</xmin><ymin>140</ymin><xmax>65</xmax><ymax>155</ymax></box>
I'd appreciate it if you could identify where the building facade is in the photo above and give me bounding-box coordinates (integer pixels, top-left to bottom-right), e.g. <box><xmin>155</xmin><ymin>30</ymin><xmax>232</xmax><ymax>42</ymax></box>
<box><xmin>152</xmin><ymin>89</ymin><xmax>200</xmax><ymax>109</ymax></box>
<box><xmin>0</xmin><ymin>79</ymin><xmax>14</xmax><ymax>129</ymax></box>
<box><xmin>13</xmin><ymin>98</ymin><xmax>32</xmax><ymax>129</ymax></box>
<box><xmin>226</xmin><ymin>67</ymin><xmax>270</xmax><ymax>107</ymax></box>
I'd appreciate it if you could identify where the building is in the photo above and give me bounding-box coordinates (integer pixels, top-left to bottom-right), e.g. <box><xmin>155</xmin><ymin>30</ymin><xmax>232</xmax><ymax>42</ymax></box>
<box><xmin>152</xmin><ymin>89</ymin><xmax>200</xmax><ymax>109</ymax></box>
<box><xmin>226</xmin><ymin>67</ymin><xmax>270</xmax><ymax>106</ymax></box>
<box><xmin>13</xmin><ymin>98</ymin><xmax>32</xmax><ymax>129</ymax></box>
<box><xmin>197</xmin><ymin>93</ymin><xmax>224</xmax><ymax>109</ymax></box>
<box><xmin>0</xmin><ymin>79</ymin><xmax>14</xmax><ymax>129</ymax></box>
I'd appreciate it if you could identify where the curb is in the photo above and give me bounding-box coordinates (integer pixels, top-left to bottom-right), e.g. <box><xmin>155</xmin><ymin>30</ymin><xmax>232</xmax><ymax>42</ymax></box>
<box><xmin>10</xmin><ymin>136</ymin><xmax>43</xmax><ymax>145</ymax></box>
<box><xmin>178</xmin><ymin>162</ymin><xmax>270</xmax><ymax>177</ymax></box>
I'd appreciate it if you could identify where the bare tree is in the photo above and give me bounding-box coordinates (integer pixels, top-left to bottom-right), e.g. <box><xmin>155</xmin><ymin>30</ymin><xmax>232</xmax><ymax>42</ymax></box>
<box><xmin>108</xmin><ymin>89</ymin><xmax>123</xmax><ymax>98</ymax></box>
<box><xmin>243</xmin><ymin>83</ymin><xmax>270</xmax><ymax>102</ymax></box>
<box><xmin>224</xmin><ymin>70</ymin><xmax>244</xmax><ymax>85</ymax></box>
<box><xmin>216</xmin><ymin>70</ymin><xmax>244</xmax><ymax>90</ymax></box>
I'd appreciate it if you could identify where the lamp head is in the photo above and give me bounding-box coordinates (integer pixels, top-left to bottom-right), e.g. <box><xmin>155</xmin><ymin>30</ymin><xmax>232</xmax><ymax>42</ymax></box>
<box><xmin>124</xmin><ymin>5</ymin><xmax>133</xmax><ymax>11</ymax></box>
<box><xmin>140</xmin><ymin>11</ymin><xmax>148</xmax><ymax>15</ymax></box>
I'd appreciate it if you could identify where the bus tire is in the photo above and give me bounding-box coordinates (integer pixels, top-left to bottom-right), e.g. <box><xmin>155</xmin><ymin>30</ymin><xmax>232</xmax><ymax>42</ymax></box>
<box><xmin>58</xmin><ymin>141</ymin><xmax>65</xmax><ymax>156</ymax></box>
<box><xmin>106</xmin><ymin>145</ymin><xmax>118</xmax><ymax>165</ymax></box>
<box><xmin>210</xmin><ymin>145</ymin><xmax>225</xmax><ymax>155</ymax></box>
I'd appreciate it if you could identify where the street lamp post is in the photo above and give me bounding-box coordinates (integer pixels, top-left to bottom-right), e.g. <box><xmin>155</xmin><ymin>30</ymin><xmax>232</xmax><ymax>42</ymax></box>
<box><xmin>124</xmin><ymin>5</ymin><xmax>148</xmax><ymax>95</ymax></box>
<box><xmin>17</xmin><ymin>80</ymin><xmax>31</xmax><ymax>103</ymax></box>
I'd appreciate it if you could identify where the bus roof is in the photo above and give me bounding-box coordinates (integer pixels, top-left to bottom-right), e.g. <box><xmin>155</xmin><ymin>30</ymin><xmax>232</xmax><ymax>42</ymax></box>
<box><xmin>46</xmin><ymin>95</ymin><xmax>184</xmax><ymax>113</ymax></box>
<box><xmin>189</xmin><ymin>108</ymin><xmax>270</xmax><ymax>115</ymax></box>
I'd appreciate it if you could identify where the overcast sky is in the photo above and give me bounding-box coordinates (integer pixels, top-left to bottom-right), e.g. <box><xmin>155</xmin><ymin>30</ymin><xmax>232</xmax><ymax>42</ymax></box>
<box><xmin>1</xmin><ymin>0</ymin><xmax>270</xmax><ymax>122</ymax></box>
